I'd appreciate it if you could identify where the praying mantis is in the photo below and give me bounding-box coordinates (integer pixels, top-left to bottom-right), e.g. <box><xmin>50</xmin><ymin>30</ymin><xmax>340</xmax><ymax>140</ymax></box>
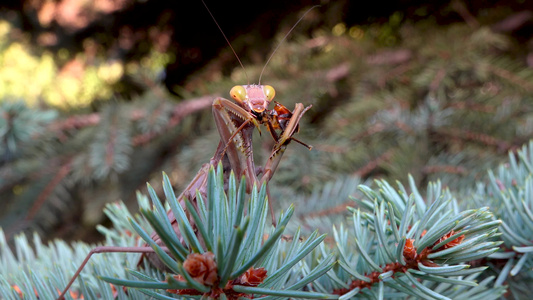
<box><xmin>56</xmin><ymin>1</ymin><xmax>316</xmax><ymax>299</ymax></box>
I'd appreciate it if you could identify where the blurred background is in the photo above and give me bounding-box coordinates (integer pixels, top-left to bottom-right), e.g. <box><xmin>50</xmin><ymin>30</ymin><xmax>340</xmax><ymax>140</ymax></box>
<box><xmin>1</xmin><ymin>0</ymin><xmax>533</xmax><ymax>245</ymax></box>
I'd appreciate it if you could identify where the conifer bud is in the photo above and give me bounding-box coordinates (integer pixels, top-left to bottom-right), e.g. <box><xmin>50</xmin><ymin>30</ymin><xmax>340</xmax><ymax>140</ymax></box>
<box><xmin>236</xmin><ymin>267</ymin><xmax>268</xmax><ymax>286</ymax></box>
<box><xmin>183</xmin><ymin>252</ymin><xmax>218</xmax><ymax>286</ymax></box>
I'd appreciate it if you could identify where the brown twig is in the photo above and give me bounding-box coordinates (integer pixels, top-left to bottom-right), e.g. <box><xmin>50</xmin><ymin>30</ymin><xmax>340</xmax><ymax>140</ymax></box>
<box><xmin>486</xmin><ymin>64</ymin><xmax>533</xmax><ymax>93</ymax></box>
<box><xmin>132</xmin><ymin>95</ymin><xmax>213</xmax><ymax>146</ymax></box>
<box><xmin>377</xmin><ymin>62</ymin><xmax>414</xmax><ymax>87</ymax></box>
<box><xmin>49</xmin><ymin>113</ymin><xmax>101</xmax><ymax>132</ymax></box>
<box><xmin>105</xmin><ymin>112</ymin><xmax>119</xmax><ymax>168</ymax></box>
<box><xmin>422</xmin><ymin>164</ymin><xmax>468</xmax><ymax>176</ymax></box>
<box><xmin>25</xmin><ymin>158</ymin><xmax>73</xmax><ymax>220</ymax></box>
<box><xmin>451</xmin><ymin>0</ymin><xmax>479</xmax><ymax>28</ymax></box>
<box><xmin>333</xmin><ymin>231</ymin><xmax>465</xmax><ymax>296</ymax></box>
<box><xmin>304</xmin><ymin>201</ymin><xmax>353</xmax><ymax>219</ymax></box>
<box><xmin>46</xmin><ymin>95</ymin><xmax>215</xmax><ymax>146</ymax></box>
<box><xmin>49</xmin><ymin>94</ymin><xmax>215</xmax><ymax>131</ymax></box>
<box><xmin>354</xmin><ymin>149</ymin><xmax>395</xmax><ymax>178</ymax></box>
<box><xmin>312</xmin><ymin>144</ymin><xmax>349</xmax><ymax>153</ymax></box>
<box><xmin>436</xmin><ymin>127</ymin><xmax>515</xmax><ymax>152</ymax></box>
<box><xmin>367</xmin><ymin>49</ymin><xmax>412</xmax><ymax>66</ymax></box>
<box><xmin>491</xmin><ymin>11</ymin><xmax>533</xmax><ymax>33</ymax></box>
<box><xmin>447</xmin><ymin>101</ymin><xmax>496</xmax><ymax>113</ymax></box>
<box><xmin>394</xmin><ymin>120</ymin><xmax>415</xmax><ymax>135</ymax></box>
<box><xmin>429</xmin><ymin>68</ymin><xmax>447</xmax><ymax>92</ymax></box>
<box><xmin>348</xmin><ymin>123</ymin><xmax>386</xmax><ymax>142</ymax></box>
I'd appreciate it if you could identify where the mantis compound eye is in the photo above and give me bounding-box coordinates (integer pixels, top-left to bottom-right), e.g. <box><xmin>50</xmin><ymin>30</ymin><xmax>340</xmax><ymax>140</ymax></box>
<box><xmin>230</xmin><ymin>85</ymin><xmax>247</xmax><ymax>104</ymax></box>
<box><xmin>263</xmin><ymin>85</ymin><xmax>276</xmax><ymax>102</ymax></box>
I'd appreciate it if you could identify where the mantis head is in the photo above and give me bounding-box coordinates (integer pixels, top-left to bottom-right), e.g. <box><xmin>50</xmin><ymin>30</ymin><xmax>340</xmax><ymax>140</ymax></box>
<box><xmin>230</xmin><ymin>85</ymin><xmax>276</xmax><ymax>114</ymax></box>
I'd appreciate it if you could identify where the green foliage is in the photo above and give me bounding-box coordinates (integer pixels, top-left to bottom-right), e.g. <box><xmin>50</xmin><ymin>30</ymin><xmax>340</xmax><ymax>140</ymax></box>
<box><xmin>468</xmin><ymin>141</ymin><xmax>533</xmax><ymax>296</ymax></box>
<box><xmin>103</xmin><ymin>166</ymin><xmax>334</xmax><ymax>299</ymax></box>
<box><xmin>0</xmin><ymin>200</ymin><xmax>152</xmax><ymax>300</ymax></box>
<box><xmin>170</xmin><ymin>17</ymin><xmax>533</xmax><ymax>208</ymax></box>
<box><xmin>0</xmin><ymin>165</ymin><xmax>334</xmax><ymax>299</ymax></box>
<box><xmin>262</xmin><ymin>22</ymin><xmax>533</xmax><ymax>192</ymax></box>
<box><xmin>6</xmin><ymin>140</ymin><xmax>533</xmax><ymax>298</ymax></box>
<box><xmin>0</xmin><ymin>86</ymin><xmax>213</xmax><ymax>239</ymax></box>
<box><xmin>322</xmin><ymin>178</ymin><xmax>503</xmax><ymax>299</ymax></box>
<box><xmin>0</xmin><ymin>101</ymin><xmax>57</xmax><ymax>156</ymax></box>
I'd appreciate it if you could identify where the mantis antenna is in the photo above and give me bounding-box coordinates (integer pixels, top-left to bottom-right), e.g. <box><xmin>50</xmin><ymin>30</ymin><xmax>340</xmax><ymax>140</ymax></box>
<box><xmin>201</xmin><ymin>0</ymin><xmax>250</xmax><ymax>84</ymax></box>
<box><xmin>202</xmin><ymin>0</ymin><xmax>320</xmax><ymax>85</ymax></box>
<box><xmin>258</xmin><ymin>5</ymin><xmax>320</xmax><ymax>84</ymax></box>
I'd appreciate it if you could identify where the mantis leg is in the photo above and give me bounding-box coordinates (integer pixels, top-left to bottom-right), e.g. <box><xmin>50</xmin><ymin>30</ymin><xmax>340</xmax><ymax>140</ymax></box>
<box><xmin>212</xmin><ymin>97</ymin><xmax>261</xmax><ymax>193</ymax></box>
<box><xmin>261</xmin><ymin>103</ymin><xmax>313</xmax><ymax>225</ymax></box>
<box><xmin>261</xmin><ymin>103</ymin><xmax>313</xmax><ymax>184</ymax></box>
<box><xmin>56</xmin><ymin>246</ymin><xmax>167</xmax><ymax>300</ymax></box>
<box><xmin>213</xmin><ymin>97</ymin><xmax>291</xmax><ymax>224</ymax></box>
<box><xmin>145</xmin><ymin>97</ymin><xmax>261</xmax><ymax>269</ymax></box>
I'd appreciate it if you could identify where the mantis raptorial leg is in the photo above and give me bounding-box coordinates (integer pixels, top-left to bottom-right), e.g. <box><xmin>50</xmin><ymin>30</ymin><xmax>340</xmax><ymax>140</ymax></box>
<box><xmin>212</xmin><ymin>95</ymin><xmax>312</xmax><ymax>224</ymax></box>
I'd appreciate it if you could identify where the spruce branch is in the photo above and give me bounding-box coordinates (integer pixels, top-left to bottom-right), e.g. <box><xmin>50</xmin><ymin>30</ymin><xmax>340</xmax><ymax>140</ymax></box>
<box><xmin>47</xmin><ymin>95</ymin><xmax>213</xmax><ymax>142</ymax></box>
<box><xmin>321</xmin><ymin>177</ymin><xmax>503</xmax><ymax>299</ymax></box>
<box><xmin>469</xmin><ymin>141</ymin><xmax>533</xmax><ymax>296</ymax></box>
<box><xmin>99</xmin><ymin>165</ymin><xmax>334</xmax><ymax>299</ymax></box>
<box><xmin>0</xmin><ymin>87</ymin><xmax>218</xmax><ymax>240</ymax></box>
<box><xmin>288</xmin><ymin>176</ymin><xmax>363</xmax><ymax>236</ymax></box>
<box><xmin>24</xmin><ymin>158</ymin><xmax>73</xmax><ymax>221</ymax></box>
<box><xmin>353</xmin><ymin>148</ymin><xmax>394</xmax><ymax>177</ymax></box>
<box><xmin>436</xmin><ymin>127</ymin><xmax>514</xmax><ymax>153</ymax></box>
<box><xmin>0</xmin><ymin>101</ymin><xmax>57</xmax><ymax>160</ymax></box>
<box><xmin>0</xmin><ymin>166</ymin><xmax>334</xmax><ymax>299</ymax></box>
<box><xmin>132</xmin><ymin>95</ymin><xmax>213</xmax><ymax>146</ymax></box>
